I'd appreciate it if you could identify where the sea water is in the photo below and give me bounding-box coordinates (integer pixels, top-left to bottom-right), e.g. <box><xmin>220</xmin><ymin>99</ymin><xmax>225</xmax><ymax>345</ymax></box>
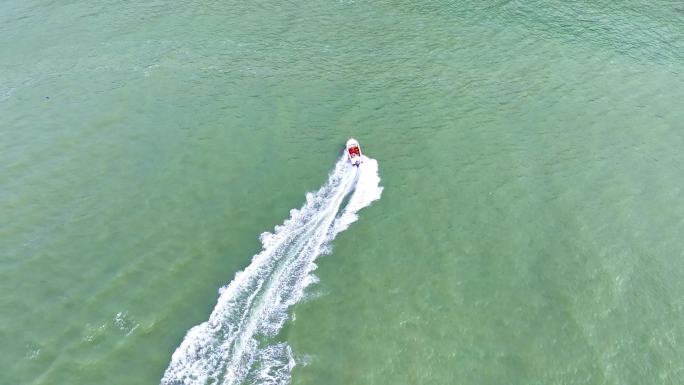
<box><xmin>2</xmin><ymin>1</ymin><xmax>684</xmax><ymax>384</ymax></box>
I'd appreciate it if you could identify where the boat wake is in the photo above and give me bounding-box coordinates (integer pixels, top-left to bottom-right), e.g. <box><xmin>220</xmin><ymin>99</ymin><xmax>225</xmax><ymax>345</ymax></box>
<box><xmin>161</xmin><ymin>155</ymin><xmax>383</xmax><ymax>385</ymax></box>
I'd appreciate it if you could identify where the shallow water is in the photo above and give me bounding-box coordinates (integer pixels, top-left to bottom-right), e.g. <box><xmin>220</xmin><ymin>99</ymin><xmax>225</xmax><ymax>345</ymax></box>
<box><xmin>2</xmin><ymin>1</ymin><xmax>684</xmax><ymax>384</ymax></box>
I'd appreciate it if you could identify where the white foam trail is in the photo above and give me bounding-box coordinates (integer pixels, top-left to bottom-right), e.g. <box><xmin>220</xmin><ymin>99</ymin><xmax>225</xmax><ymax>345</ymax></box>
<box><xmin>161</xmin><ymin>155</ymin><xmax>382</xmax><ymax>385</ymax></box>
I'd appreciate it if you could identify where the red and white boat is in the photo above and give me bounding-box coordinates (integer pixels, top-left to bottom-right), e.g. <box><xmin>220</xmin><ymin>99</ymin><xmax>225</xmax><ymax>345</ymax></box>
<box><xmin>346</xmin><ymin>138</ymin><xmax>363</xmax><ymax>167</ymax></box>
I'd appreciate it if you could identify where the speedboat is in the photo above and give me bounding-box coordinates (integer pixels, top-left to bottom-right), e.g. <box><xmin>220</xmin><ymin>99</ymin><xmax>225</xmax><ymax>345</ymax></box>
<box><xmin>346</xmin><ymin>138</ymin><xmax>363</xmax><ymax>167</ymax></box>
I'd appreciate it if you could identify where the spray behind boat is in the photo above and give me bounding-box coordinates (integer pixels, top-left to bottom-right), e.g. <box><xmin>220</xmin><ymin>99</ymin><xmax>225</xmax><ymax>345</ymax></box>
<box><xmin>161</xmin><ymin>149</ymin><xmax>383</xmax><ymax>385</ymax></box>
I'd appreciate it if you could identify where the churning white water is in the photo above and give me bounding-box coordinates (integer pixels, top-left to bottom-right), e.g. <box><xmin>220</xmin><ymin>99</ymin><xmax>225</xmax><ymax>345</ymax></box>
<box><xmin>161</xmin><ymin>156</ymin><xmax>382</xmax><ymax>385</ymax></box>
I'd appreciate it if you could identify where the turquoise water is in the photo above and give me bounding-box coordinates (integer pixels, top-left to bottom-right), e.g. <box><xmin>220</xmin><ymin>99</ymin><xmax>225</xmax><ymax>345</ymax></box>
<box><xmin>2</xmin><ymin>1</ymin><xmax>684</xmax><ymax>384</ymax></box>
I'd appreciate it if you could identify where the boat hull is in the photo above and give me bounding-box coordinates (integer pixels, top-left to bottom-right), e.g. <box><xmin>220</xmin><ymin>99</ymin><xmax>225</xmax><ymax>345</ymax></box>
<box><xmin>346</xmin><ymin>138</ymin><xmax>363</xmax><ymax>166</ymax></box>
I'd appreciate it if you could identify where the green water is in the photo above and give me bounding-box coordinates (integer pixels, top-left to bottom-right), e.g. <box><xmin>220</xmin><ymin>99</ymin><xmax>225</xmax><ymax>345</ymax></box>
<box><xmin>2</xmin><ymin>1</ymin><xmax>684</xmax><ymax>384</ymax></box>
